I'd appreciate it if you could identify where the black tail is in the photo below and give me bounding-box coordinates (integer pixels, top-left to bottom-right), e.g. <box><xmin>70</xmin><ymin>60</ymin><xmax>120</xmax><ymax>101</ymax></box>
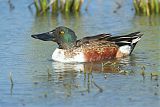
<box><xmin>107</xmin><ymin>32</ymin><xmax>143</xmax><ymax>54</ymax></box>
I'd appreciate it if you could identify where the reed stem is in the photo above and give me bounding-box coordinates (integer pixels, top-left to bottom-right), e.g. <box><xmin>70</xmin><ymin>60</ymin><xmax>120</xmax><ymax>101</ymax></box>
<box><xmin>133</xmin><ymin>0</ymin><xmax>160</xmax><ymax>16</ymax></box>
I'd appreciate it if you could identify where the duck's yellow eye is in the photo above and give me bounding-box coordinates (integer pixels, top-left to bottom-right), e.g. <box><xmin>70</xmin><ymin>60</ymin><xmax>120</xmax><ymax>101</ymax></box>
<box><xmin>60</xmin><ymin>31</ymin><xmax>65</xmax><ymax>35</ymax></box>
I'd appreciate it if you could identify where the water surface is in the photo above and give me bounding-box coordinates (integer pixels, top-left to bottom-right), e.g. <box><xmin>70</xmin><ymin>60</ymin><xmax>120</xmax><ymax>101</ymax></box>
<box><xmin>0</xmin><ymin>0</ymin><xmax>159</xmax><ymax>107</ymax></box>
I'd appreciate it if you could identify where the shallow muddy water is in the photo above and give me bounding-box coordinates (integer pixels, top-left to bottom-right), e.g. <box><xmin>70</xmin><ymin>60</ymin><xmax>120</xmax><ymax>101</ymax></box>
<box><xmin>0</xmin><ymin>0</ymin><xmax>159</xmax><ymax>107</ymax></box>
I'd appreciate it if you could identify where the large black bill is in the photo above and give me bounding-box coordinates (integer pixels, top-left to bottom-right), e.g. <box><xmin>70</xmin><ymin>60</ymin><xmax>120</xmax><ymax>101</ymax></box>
<box><xmin>31</xmin><ymin>32</ymin><xmax>55</xmax><ymax>41</ymax></box>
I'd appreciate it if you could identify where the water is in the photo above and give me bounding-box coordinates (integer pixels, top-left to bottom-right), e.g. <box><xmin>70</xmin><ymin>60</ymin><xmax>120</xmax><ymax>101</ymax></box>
<box><xmin>0</xmin><ymin>0</ymin><xmax>159</xmax><ymax>107</ymax></box>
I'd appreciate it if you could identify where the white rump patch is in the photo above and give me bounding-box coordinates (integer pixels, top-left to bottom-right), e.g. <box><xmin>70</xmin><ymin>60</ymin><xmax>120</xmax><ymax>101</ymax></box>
<box><xmin>119</xmin><ymin>45</ymin><xmax>131</xmax><ymax>55</ymax></box>
<box><xmin>52</xmin><ymin>48</ymin><xmax>85</xmax><ymax>63</ymax></box>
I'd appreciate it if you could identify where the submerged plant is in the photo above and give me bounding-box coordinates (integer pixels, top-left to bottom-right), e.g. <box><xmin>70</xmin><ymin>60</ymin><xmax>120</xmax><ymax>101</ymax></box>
<box><xmin>133</xmin><ymin>0</ymin><xmax>160</xmax><ymax>16</ymax></box>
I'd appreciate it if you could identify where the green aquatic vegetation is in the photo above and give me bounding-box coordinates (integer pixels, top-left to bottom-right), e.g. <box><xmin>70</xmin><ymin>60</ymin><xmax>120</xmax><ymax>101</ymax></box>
<box><xmin>92</xmin><ymin>79</ymin><xmax>103</xmax><ymax>92</ymax></box>
<box><xmin>9</xmin><ymin>72</ymin><xmax>14</xmax><ymax>85</ymax></box>
<box><xmin>33</xmin><ymin>0</ymin><xmax>85</xmax><ymax>14</ymax></box>
<box><xmin>119</xmin><ymin>70</ymin><xmax>129</xmax><ymax>75</ymax></box>
<box><xmin>133</xmin><ymin>0</ymin><xmax>160</xmax><ymax>16</ymax></box>
<box><xmin>47</xmin><ymin>67</ymin><xmax>52</xmax><ymax>81</ymax></box>
<box><xmin>84</xmin><ymin>71</ymin><xmax>103</xmax><ymax>93</ymax></box>
<box><xmin>47</xmin><ymin>67</ymin><xmax>52</xmax><ymax>77</ymax></box>
<box><xmin>9</xmin><ymin>72</ymin><xmax>14</xmax><ymax>95</ymax></box>
<box><xmin>89</xmin><ymin>63</ymin><xmax>93</xmax><ymax>73</ymax></box>
<box><xmin>119</xmin><ymin>69</ymin><xmax>135</xmax><ymax>75</ymax></box>
<box><xmin>140</xmin><ymin>66</ymin><xmax>145</xmax><ymax>79</ymax></box>
<box><xmin>151</xmin><ymin>72</ymin><xmax>159</xmax><ymax>80</ymax></box>
<box><xmin>39</xmin><ymin>0</ymin><xmax>47</xmax><ymax>12</ymax></box>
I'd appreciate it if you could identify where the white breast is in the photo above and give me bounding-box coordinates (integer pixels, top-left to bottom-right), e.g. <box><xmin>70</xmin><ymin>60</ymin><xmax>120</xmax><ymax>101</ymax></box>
<box><xmin>52</xmin><ymin>48</ymin><xmax>85</xmax><ymax>63</ymax></box>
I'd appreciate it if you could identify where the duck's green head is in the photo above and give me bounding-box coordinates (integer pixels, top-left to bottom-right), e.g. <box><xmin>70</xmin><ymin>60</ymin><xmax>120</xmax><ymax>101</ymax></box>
<box><xmin>31</xmin><ymin>26</ymin><xmax>77</xmax><ymax>49</ymax></box>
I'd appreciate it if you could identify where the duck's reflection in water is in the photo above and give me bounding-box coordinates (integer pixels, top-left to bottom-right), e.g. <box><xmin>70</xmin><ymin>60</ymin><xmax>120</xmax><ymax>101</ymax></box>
<box><xmin>52</xmin><ymin>58</ymin><xmax>123</xmax><ymax>73</ymax></box>
<box><xmin>50</xmin><ymin>59</ymin><xmax>126</xmax><ymax>96</ymax></box>
<box><xmin>33</xmin><ymin>57</ymin><xmax>134</xmax><ymax>97</ymax></box>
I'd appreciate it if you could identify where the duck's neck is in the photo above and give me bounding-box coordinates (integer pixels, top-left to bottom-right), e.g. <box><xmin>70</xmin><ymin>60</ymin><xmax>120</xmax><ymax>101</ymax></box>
<box><xmin>58</xmin><ymin>42</ymin><xmax>76</xmax><ymax>49</ymax></box>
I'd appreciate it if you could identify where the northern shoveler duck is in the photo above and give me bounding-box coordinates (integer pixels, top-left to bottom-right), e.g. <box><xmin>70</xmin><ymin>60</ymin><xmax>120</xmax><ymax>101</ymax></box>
<box><xmin>31</xmin><ymin>26</ymin><xmax>143</xmax><ymax>63</ymax></box>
